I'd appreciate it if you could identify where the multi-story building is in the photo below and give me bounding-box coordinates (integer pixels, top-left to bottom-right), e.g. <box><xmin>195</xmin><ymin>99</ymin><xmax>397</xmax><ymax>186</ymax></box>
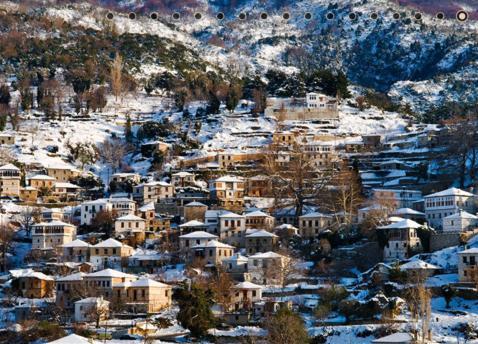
<box><xmin>0</xmin><ymin>163</ymin><xmax>21</xmax><ymax>197</ymax></box>
<box><xmin>83</xmin><ymin>269</ymin><xmax>137</xmax><ymax>299</ymax></box>
<box><xmin>246</xmin><ymin>175</ymin><xmax>271</xmax><ymax>197</ymax></box>
<box><xmin>248</xmin><ymin>251</ymin><xmax>290</xmax><ymax>285</ymax></box>
<box><xmin>137</xmin><ymin>202</ymin><xmax>170</xmax><ymax>232</ymax></box>
<box><xmin>179</xmin><ymin>231</ymin><xmax>218</xmax><ymax>251</ymax></box>
<box><xmin>183</xmin><ymin>201</ymin><xmax>208</xmax><ymax>222</ymax></box>
<box><xmin>114</xmin><ymin>214</ymin><xmax>146</xmax><ymax>235</ymax></box>
<box><xmin>231</xmin><ymin>282</ymin><xmax>263</xmax><ymax>312</ymax></box>
<box><xmin>28</xmin><ymin>174</ymin><xmax>56</xmax><ymax>189</ymax></box>
<box><xmin>372</xmin><ymin>188</ymin><xmax>423</xmax><ymax>209</ymax></box>
<box><xmin>11</xmin><ymin>270</ymin><xmax>54</xmax><ymax>298</ymax></box>
<box><xmin>89</xmin><ymin>239</ymin><xmax>134</xmax><ymax>270</ymax></box>
<box><xmin>31</xmin><ymin>221</ymin><xmax>77</xmax><ymax>253</ymax></box>
<box><xmin>56</xmin><ymin>272</ymin><xmax>86</xmax><ymax>309</ymax></box>
<box><xmin>80</xmin><ymin>199</ymin><xmax>113</xmax><ymax>226</ymax></box>
<box><xmin>112</xmin><ymin>278</ymin><xmax>172</xmax><ymax>313</ymax></box>
<box><xmin>458</xmin><ymin>248</ymin><xmax>478</xmax><ymax>283</ymax></box>
<box><xmin>45</xmin><ymin>165</ymin><xmax>81</xmax><ymax>182</ymax></box>
<box><xmin>210</xmin><ymin>176</ymin><xmax>245</xmax><ymax>210</ymax></box>
<box><xmin>171</xmin><ymin>171</ymin><xmax>195</xmax><ymax>187</ymax></box>
<box><xmin>301</xmin><ymin>140</ymin><xmax>336</xmax><ymax>169</ymax></box>
<box><xmin>424</xmin><ymin>187</ymin><xmax>476</xmax><ymax>230</ymax></box>
<box><xmin>443</xmin><ymin>211</ymin><xmax>478</xmax><ymax>232</ymax></box>
<box><xmin>218</xmin><ymin>212</ymin><xmax>246</xmax><ymax>247</ymax></box>
<box><xmin>60</xmin><ymin>239</ymin><xmax>90</xmax><ymax>263</ymax></box>
<box><xmin>245</xmin><ymin>230</ymin><xmax>278</xmax><ymax>255</ymax></box>
<box><xmin>109</xmin><ymin>197</ymin><xmax>136</xmax><ymax>217</ymax></box>
<box><xmin>298</xmin><ymin>212</ymin><xmax>333</xmax><ymax>238</ymax></box>
<box><xmin>189</xmin><ymin>240</ymin><xmax>235</xmax><ymax>265</ymax></box>
<box><xmin>245</xmin><ymin>210</ymin><xmax>275</xmax><ymax>231</ymax></box>
<box><xmin>133</xmin><ymin>181</ymin><xmax>174</xmax><ymax>204</ymax></box>
<box><xmin>380</xmin><ymin>219</ymin><xmax>422</xmax><ymax>261</ymax></box>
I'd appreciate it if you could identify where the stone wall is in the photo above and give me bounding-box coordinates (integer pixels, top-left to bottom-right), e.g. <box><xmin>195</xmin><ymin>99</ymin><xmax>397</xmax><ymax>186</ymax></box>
<box><xmin>430</xmin><ymin>231</ymin><xmax>461</xmax><ymax>251</ymax></box>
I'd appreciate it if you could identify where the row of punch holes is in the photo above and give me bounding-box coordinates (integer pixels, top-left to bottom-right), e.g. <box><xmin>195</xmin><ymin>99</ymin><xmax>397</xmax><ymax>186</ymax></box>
<box><xmin>105</xmin><ymin>10</ymin><xmax>470</xmax><ymax>22</ymax></box>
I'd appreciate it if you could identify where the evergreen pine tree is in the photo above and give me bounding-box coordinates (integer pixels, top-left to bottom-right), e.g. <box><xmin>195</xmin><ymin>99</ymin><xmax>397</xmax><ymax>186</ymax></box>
<box><xmin>0</xmin><ymin>85</ymin><xmax>11</xmax><ymax>105</ymax></box>
<box><xmin>125</xmin><ymin>114</ymin><xmax>133</xmax><ymax>143</ymax></box>
<box><xmin>176</xmin><ymin>283</ymin><xmax>216</xmax><ymax>338</ymax></box>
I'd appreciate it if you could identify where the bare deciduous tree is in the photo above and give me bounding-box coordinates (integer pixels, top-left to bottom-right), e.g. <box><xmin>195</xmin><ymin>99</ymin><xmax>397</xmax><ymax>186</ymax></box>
<box><xmin>111</xmin><ymin>53</ymin><xmax>123</xmax><ymax>102</ymax></box>
<box><xmin>263</xmin><ymin>143</ymin><xmax>334</xmax><ymax>224</ymax></box>
<box><xmin>406</xmin><ymin>284</ymin><xmax>431</xmax><ymax>343</ymax></box>
<box><xmin>0</xmin><ymin>224</ymin><xmax>15</xmax><ymax>272</ymax></box>
<box><xmin>98</xmin><ymin>138</ymin><xmax>130</xmax><ymax>184</ymax></box>
<box><xmin>19</xmin><ymin>206</ymin><xmax>38</xmax><ymax>237</ymax></box>
<box><xmin>327</xmin><ymin>161</ymin><xmax>364</xmax><ymax>226</ymax></box>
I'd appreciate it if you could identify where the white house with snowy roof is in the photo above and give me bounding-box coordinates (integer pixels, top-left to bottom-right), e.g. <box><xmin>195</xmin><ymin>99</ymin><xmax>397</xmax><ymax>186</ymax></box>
<box><xmin>459</xmin><ymin>247</ymin><xmax>478</xmax><ymax>283</ymax></box>
<box><xmin>0</xmin><ymin>163</ymin><xmax>20</xmax><ymax>196</ymax></box>
<box><xmin>114</xmin><ymin>214</ymin><xmax>146</xmax><ymax>235</ymax></box>
<box><xmin>298</xmin><ymin>212</ymin><xmax>333</xmax><ymax>238</ymax></box>
<box><xmin>89</xmin><ymin>239</ymin><xmax>134</xmax><ymax>270</ymax></box>
<box><xmin>179</xmin><ymin>231</ymin><xmax>218</xmax><ymax>251</ymax></box>
<box><xmin>189</xmin><ymin>240</ymin><xmax>235</xmax><ymax>265</ymax></box>
<box><xmin>231</xmin><ymin>281</ymin><xmax>263</xmax><ymax>311</ymax></box>
<box><xmin>424</xmin><ymin>187</ymin><xmax>476</xmax><ymax>230</ymax></box>
<box><xmin>379</xmin><ymin>219</ymin><xmax>422</xmax><ymax>261</ymax></box>
<box><xmin>245</xmin><ymin>210</ymin><xmax>275</xmax><ymax>230</ymax></box>
<box><xmin>245</xmin><ymin>229</ymin><xmax>278</xmax><ymax>255</ymax></box>
<box><xmin>442</xmin><ymin>210</ymin><xmax>478</xmax><ymax>232</ymax></box>
<box><xmin>31</xmin><ymin>220</ymin><xmax>77</xmax><ymax>252</ymax></box>
<box><xmin>218</xmin><ymin>211</ymin><xmax>246</xmax><ymax>246</ymax></box>
<box><xmin>247</xmin><ymin>251</ymin><xmax>290</xmax><ymax>285</ymax></box>
<box><xmin>60</xmin><ymin>239</ymin><xmax>90</xmax><ymax>263</ymax></box>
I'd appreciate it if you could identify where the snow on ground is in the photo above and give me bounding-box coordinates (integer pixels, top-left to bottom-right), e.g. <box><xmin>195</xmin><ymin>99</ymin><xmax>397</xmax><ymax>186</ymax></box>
<box><xmin>209</xmin><ymin>326</ymin><xmax>266</xmax><ymax>337</ymax></box>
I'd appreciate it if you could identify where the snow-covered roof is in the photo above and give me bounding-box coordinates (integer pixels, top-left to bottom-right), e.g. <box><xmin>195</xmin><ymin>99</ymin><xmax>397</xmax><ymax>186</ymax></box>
<box><xmin>10</xmin><ymin>269</ymin><xmax>53</xmax><ymax>281</ymax></box>
<box><xmin>54</xmin><ymin>182</ymin><xmax>80</xmax><ymax>189</ymax></box>
<box><xmin>115</xmin><ymin>277</ymin><xmax>170</xmax><ymax>288</ymax></box>
<box><xmin>219</xmin><ymin>212</ymin><xmax>244</xmax><ymax>218</ymax></box>
<box><xmin>0</xmin><ymin>163</ymin><xmax>19</xmax><ymax>171</ymax></box>
<box><xmin>138</xmin><ymin>202</ymin><xmax>155</xmax><ymax>212</ymax></box>
<box><xmin>459</xmin><ymin>248</ymin><xmax>478</xmax><ymax>254</ymax></box>
<box><xmin>86</xmin><ymin>268</ymin><xmax>136</xmax><ymax>279</ymax></box>
<box><xmin>32</xmin><ymin>220</ymin><xmax>74</xmax><ymax>227</ymax></box>
<box><xmin>215</xmin><ymin>175</ymin><xmax>244</xmax><ymax>182</ymax></box>
<box><xmin>48</xmin><ymin>334</ymin><xmax>97</xmax><ymax>344</ymax></box>
<box><xmin>400</xmin><ymin>259</ymin><xmax>440</xmax><ymax>271</ymax></box>
<box><xmin>74</xmin><ymin>297</ymin><xmax>109</xmax><ymax>304</ymax></box>
<box><xmin>56</xmin><ymin>272</ymin><xmax>86</xmax><ymax>282</ymax></box>
<box><xmin>246</xmin><ymin>229</ymin><xmax>278</xmax><ymax>238</ymax></box>
<box><xmin>179</xmin><ymin>220</ymin><xmax>206</xmax><ymax>227</ymax></box>
<box><xmin>249</xmin><ymin>251</ymin><xmax>284</xmax><ymax>259</ymax></box>
<box><xmin>425</xmin><ymin>187</ymin><xmax>474</xmax><ymax>198</ymax></box>
<box><xmin>379</xmin><ymin>219</ymin><xmax>421</xmax><ymax>229</ymax></box>
<box><xmin>223</xmin><ymin>253</ymin><xmax>248</xmax><ymax>262</ymax></box>
<box><xmin>234</xmin><ymin>281</ymin><xmax>263</xmax><ymax>290</ymax></box>
<box><xmin>172</xmin><ymin>171</ymin><xmax>194</xmax><ymax>177</ymax></box>
<box><xmin>28</xmin><ymin>174</ymin><xmax>56</xmax><ymax>180</ymax></box>
<box><xmin>185</xmin><ymin>201</ymin><xmax>207</xmax><ymax>207</ymax></box>
<box><xmin>192</xmin><ymin>240</ymin><xmax>234</xmax><ymax>249</ymax></box>
<box><xmin>299</xmin><ymin>212</ymin><xmax>332</xmax><ymax>219</ymax></box>
<box><xmin>444</xmin><ymin>211</ymin><xmax>478</xmax><ymax>220</ymax></box>
<box><xmin>93</xmin><ymin>238</ymin><xmax>130</xmax><ymax>248</ymax></box>
<box><xmin>61</xmin><ymin>239</ymin><xmax>89</xmax><ymax>248</ymax></box>
<box><xmin>246</xmin><ymin>210</ymin><xmax>270</xmax><ymax>217</ymax></box>
<box><xmin>392</xmin><ymin>208</ymin><xmax>424</xmax><ymax>216</ymax></box>
<box><xmin>179</xmin><ymin>231</ymin><xmax>217</xmax><ymax>239</ymax></box>
<box><xmin>116</xmin><ymin>214</ymin><xmax>145</xmax><ymax>221</ymax></box>
<box><xmin>372</xmin><ymin>332</ymin><xmax>413</xmax><ymax>343</ymax></box>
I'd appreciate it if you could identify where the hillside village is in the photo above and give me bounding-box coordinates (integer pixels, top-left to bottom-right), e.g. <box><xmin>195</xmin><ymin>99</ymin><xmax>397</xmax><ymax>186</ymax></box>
<box><xmin>1</xmin><ymin>1</ymin><xmax>478</xmax><ymax>344</ymax></box>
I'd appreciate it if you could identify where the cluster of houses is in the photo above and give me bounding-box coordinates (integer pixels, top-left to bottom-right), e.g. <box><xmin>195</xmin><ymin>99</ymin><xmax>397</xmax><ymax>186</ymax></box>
<box><xmin>1</xmin><ymin>96</ymin><xmax>478</xmax><ymax>341</ymax></box>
